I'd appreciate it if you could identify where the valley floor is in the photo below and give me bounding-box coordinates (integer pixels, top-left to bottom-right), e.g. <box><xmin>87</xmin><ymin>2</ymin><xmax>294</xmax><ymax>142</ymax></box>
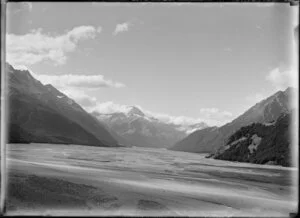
<box><xmin>5</xmin><ymin>143</ymin><xmax>298</xmax><ymax>216</ymax></box>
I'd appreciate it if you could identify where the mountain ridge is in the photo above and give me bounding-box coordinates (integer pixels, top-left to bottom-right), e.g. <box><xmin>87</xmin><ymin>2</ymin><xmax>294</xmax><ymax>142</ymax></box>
<box><xmin>7</xmin><ymin>63</ymin><xmax>118</xmax><ymax>147</ymax></box>
<box><xmin>170</xmin><ymin>87</ymin><xmax>294</xmax><ymax>153</ymax></box>
<box><xmin>92</xmin><ymin>107</ymin><xmax>208</xmax><ymax>148</ymax></box>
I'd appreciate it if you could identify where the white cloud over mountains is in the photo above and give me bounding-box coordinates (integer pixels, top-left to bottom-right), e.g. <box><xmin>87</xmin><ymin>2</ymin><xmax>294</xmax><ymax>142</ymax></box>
<box><xmin>267</xmin><ymin>7</ymin><xmax>298</xmax><ymax>91</ymax></box>
<box><xmin>249</xmin><ymin>16</ymin><xmax>298</xmax><ymax>112</ymax></box>
<box><xmin>6</xmin><ymin>25</ymin><xmax>101</xmax><ymax>66</ymax></box>
<box><xmin>199</xmin><ymin>108</ymin><xmax>232</xmax><ymax>122</ymax></box>
<box><xmin>29</xmin><ymin>68</ymin><xmax>125</xmax><ymax>110</ymax></box>
<box><xmin>11</xmin><ymin>64</ymin><xmax>126</xmax><ymax>109</ymax></box>
<box><xmin>266</xmin><ymin>67</ymin><xmax>297</xmax><ymax>91</ymax></box>
<box><xmin>143</xmin><ymin>107</ymin><xmax>233</xmax><ymax>127</ymax></box>
<box><xmin>61</xmin><ymin>88</ymin><xmax>98</xmax><ymax>108</ymax></box>
<box><xmin>34</xmin><ymin>74</ymin><xmax>126</xmax><ymax>89</ymax></box>
<box><xmin>90</xmin><ymin>101</ymin><xmax>136</xmax><ymax>114</ymax></box>
<box><xmin>265</xmin><ymin>19</ymin><xmax>298</xmax><ymax>92</ymax></box>
<box><xmin>87</xmin><ymin>101</ymin><xmax>233</xmax><ymax>127</ymax></box>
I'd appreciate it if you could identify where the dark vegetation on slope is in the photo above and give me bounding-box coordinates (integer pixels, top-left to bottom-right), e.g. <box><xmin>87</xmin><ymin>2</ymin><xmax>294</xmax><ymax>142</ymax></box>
<box><xmin>214</xmin><ymin>113</ymin><xmax>292</xmax><ymax>167</ymax></box>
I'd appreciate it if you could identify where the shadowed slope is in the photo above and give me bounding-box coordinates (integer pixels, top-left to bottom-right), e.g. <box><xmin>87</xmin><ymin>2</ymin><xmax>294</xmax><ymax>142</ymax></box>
<box><xmin>7</xmin><ymin>63</ymin><xmax>118</xmax><ymax>147</ymax></box>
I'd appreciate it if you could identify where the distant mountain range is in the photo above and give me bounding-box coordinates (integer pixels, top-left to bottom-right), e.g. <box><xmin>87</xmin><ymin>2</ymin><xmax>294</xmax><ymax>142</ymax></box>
<box><xmin>92</xmin><ymin>107</ymin><xmax>208</xmax><ymax>148</ymax></box>
<box><xmin>170</xmin><ymin>87</ymin><xmax>294</xmax><ymax>154</ymax></box>
<box><xmin>214</xmin><ymin>112</ymin><xmax>293</xmax><ymax>167</ymax></box>
<box><xmin>7</xmin><ymin>63</ymin><xmax>118</xmax><ymax>147</ymax></box>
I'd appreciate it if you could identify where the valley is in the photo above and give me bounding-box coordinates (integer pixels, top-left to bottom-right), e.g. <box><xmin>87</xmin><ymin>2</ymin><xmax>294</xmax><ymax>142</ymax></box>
<box><xmin>6</xmin><ymin>143</ymin><xmax>298</xmax><ymax>216</ymax></box>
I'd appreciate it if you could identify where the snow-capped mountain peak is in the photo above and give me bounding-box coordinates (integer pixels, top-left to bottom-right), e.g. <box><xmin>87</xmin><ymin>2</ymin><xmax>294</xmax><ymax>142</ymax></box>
<box><xmin>127</xmin><ymin>106</ymin><xmax>145</xmax><ymax>117</ymax></box>
<box><xmin>91</xmin><ymin>103</ymin><xmax>209</xmax><ymax>148</ymax></box>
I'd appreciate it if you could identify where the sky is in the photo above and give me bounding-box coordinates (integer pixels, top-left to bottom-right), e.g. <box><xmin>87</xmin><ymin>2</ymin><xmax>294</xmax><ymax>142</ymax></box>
<box><xmin>6</xmin><ymin>2</ymin><xmax>299</xmax><ymax>127</ymax></box>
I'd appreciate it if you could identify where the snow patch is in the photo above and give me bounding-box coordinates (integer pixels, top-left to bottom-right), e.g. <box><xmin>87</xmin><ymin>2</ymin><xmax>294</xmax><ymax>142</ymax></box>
<box><xmin>223</xmin><ymin>145</ymin><xmax>231</xmax><ymax>151</ymax></box>
<box><xmin>12</xmin><ymin>65</ymin><xmax>30</xmax><ymax>71</ymax></box>
<box><xmin>222</xmin><ymin>137</ymin><xmax>247</xmax><ymax>152</ymax></box>
<box><xmin>228</xmin><ymin>137</ymin><xmax>247</xmax><ymax>147</ymax></box>
<box><xmin>263</xmin><ymin>121</ymin><xmax>275</xmax><ymax>126</ymax></box>
<box><xmin>185</xmin><ymin>126</ymin><xmax>206</xmax><ymax>134</ymax></box>
<box><xmin>248</xmin><ymin>134</ymin><xmax>262</xmax><ymax>154</ymax></box>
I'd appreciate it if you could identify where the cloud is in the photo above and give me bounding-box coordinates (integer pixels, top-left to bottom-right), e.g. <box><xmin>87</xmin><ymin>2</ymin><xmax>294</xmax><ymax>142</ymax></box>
<box><xmin>265</xmin><ymin>6</ymin><xmax>299</xmax><ymax>92</ymax></box>
<box><xmin>6</xmin><ymin>25</ymin><xmax>101</xmax><ymax>66</ymax></box>
<box><xmin>266</xmin><ymin>67</ymin><xmax>297</xmax><ymax>90</ymax></box>
<box><xmin>199</xmin><ymin>108</ymin><xmax>232</xmax><ymax>117</ymax></box>
<box><xmin>89</xmin><ymin>101</ymin><xmax>133</xmax><ymax>114</ymax></box>
<box><xmin>91</xmin><ymin>102</ymin><xmax>209</xmax><ymax>133</ymax></box>
<box><xmin>10</xmin><ymin>63</ymin><xmax>126</xmax><ymax>112</ymax></box>
<box><xmin>61</xmin><ymin>88</ymin><xmax>98</xmax><ymax>108</ymax></box>
<box><xmin>198</xmin><ymin>108</ymin><xmax>233</xmax><ymax>126</ymax></box>
<box><xmin>34</xmin><ymin>73</ymin><xmax>126</xmax><ymax>89</ymax></box>
<box><xmin>113</xmin><ymin>22</ymin><xmax>131</xmax><ymax>36</ymax></box>
<box><xmin>262</xmin><ymin>8</ymin><xmax>298</xmax><ymax>103</ymax></box>
<box><xmin>67</xmin><ymin>26</ymin><xmax>98</xmax><ymax>42</ymax></box>
<box><xmin>90</xmin><ymin>102</ymin><xmax>205</xmax><ymax>126</ymax></box>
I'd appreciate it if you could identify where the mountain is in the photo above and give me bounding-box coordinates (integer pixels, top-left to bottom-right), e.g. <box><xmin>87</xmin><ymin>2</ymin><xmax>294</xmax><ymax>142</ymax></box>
<box><xmin>7</xmin><ymin>63</ymin><xmax>118</xmax><ymax>147</ymax></box>
<box><xmin>170</xmin><ymin>88</ymin><xmax>294</xmax><ymax>153</ymax></box>
<box><xmin>92</xmin><ymin>106</ymin><xmax>208</xmax><ymax>148</ymax></box>
<box><xmin>214</xmin><ymin>112</ymin><xmax>293</xmax><ymax>167</ymax></box>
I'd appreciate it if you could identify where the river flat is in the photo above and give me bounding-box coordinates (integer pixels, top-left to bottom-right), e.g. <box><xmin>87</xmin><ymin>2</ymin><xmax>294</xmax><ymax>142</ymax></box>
<box><xmin>5</xmin><ymin>143</ymin><xmax>298</xmax><ymax>216</ymax></box>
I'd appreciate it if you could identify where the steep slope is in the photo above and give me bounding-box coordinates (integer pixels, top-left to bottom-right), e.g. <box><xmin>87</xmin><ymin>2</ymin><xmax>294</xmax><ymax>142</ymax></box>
<box><xmin>92</xmin><ymin>107</ymin><xmax>208</xmax><ymax>148</ymax></box>
<box><xmin>98</xmin><ymin>120</ymin><xmax>133</xmax><ymax>147</ymax></box>
<box><xmin>8</xmin><ymin>90</ymin><xmax>103</xmax><ymax>145</ymax></box>
<box><xmin>214</xmin><ymin>113</ymin><xmax>292</xmax><ymax>167</ymax></box>
<box><xmin>7</xmin><ymin>63</ymin><xmax>118</xmax><ymax>147</ymax></box>
<box><xmin>171</xmin><ymin>88</ymin><xmax>293</xmax><ymax>153</ymax></box>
